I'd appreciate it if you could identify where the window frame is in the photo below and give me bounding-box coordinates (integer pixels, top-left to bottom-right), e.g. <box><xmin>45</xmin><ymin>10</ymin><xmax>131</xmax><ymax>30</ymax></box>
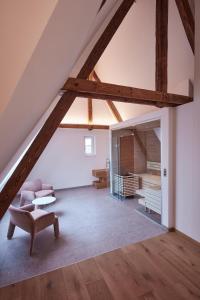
<box><xmin>84</xmin><ymin>136</ymin><xmax>96</xmax><ymax>156</ymax></box>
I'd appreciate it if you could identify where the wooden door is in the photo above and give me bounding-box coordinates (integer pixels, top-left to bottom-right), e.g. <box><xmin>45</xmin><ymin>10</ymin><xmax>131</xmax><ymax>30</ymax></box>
<box><xmin>119</xmin><ymin>135</ymin><xmax>134</xmax><ymax>175</ymax></box>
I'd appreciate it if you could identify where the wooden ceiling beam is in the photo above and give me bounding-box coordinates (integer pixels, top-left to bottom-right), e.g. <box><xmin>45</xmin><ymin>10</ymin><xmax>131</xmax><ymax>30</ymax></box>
<box><xmin>64</xmin><ymin>78</ymin><xmax>192</xmax><ymax>107</ymax></box>
<box><xmin>0</xmin><ymin>0</ymin><xmax>135</xmax><ymax>219</ymax></box>
<box><xmin>175</xmin><ymin>0</ymin><xmax>194</xmax><ymax>54</ymax></box>
<box><xmin>93</xmin><ymin>71</ymin><xmax>123</xmax><ymax>122</ymax></box>
<box><xmin>156</xmin><ymin>0</ymin><xmax>168</xmax><ymax>92</ymax></box>
<box><xmin>59</xmin><ymin>124</ymin><xmax>109</xmax><ymax>130</ymax></box>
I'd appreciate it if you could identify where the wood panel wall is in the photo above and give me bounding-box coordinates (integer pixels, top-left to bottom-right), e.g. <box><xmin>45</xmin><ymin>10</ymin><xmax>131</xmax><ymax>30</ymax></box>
<box><xmin>133</xmin><ymin>132</ymin><xmax>146</xmax><ymax>174</ymax></box>
<box><xmin>145</xmin><ymin>131</ymin><xmax>161</xmax><ymax>163</ymax></box>
<box><xmin>119</xmin><ymin>135</ymin><xmax>134</xmax><ymax>175</ymax></box>
<box><xmin>111</xmin><ymin>129</ymin><xmax>160</xmax><ymax>176</ymax></box>
<box><xmin>134</xmin><ymin>130</ymin><xmax>161</xmax><ymax>174</ymax></box>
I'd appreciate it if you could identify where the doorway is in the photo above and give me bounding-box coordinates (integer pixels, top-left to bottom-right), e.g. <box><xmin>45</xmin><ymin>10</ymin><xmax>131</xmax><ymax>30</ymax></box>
<box><xmin>110</xmin><ymin>108</ymin><xmax>175</xmax><ymax>229</ymax></box>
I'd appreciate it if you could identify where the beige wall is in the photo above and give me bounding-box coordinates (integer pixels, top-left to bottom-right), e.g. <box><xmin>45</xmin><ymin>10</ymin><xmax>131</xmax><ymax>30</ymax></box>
<box><xmin>28</xmin><ymin>128</ymin><xmax>109</xmax><ymax>190</ymax></box>
<box><xmin>0</xmin><ymin>0</ymin><xmax>58</xmax><ymax>113</ymax></box>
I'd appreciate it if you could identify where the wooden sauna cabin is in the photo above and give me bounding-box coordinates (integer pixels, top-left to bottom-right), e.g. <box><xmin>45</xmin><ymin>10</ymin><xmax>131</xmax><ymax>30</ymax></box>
<box><xmin>111</xmin><ymin>121</ymin><xmax>161</xmax><ymax>210</ymax></box>
<box><xmin>135</xmin><ymin>161</ymin><xmax>161</xmax><ymax>214</ymax></box>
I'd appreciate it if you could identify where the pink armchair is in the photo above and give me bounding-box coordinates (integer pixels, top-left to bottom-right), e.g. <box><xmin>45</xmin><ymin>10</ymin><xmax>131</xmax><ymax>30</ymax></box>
<box><xmin>7</xmin><ymin>204</ymin><xmax>59</xmax><ymax>255</ymax></box>
<box><xmin>20</xmin><ymin>179</ymin><xmax>55</xmax><ymax>206</ymax></box>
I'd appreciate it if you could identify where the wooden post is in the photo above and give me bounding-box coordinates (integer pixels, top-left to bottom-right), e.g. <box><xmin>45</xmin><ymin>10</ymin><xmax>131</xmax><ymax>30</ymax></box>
<box><xmin>156</xmin><ymin>0</ymin><xmax>168</xmax><ymax>92</ymax></box>
<box><xmin>88</xmin><ymin>73</ymin><xmax>93</xmax><ymax>124</ymax></box>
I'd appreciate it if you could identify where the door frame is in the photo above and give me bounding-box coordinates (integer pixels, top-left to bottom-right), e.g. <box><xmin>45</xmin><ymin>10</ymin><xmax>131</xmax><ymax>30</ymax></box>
<box><xmin>110</xmin><ymin>108</ymin><xmax>175</xmax><ymax>229</ymax></box>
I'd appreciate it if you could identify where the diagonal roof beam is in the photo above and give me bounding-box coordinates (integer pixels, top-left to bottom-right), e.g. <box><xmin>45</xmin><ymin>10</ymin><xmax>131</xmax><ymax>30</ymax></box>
<box><xmin>106</xmin><ymin>100</ymin><xmax>123</xmax><ymax>122</ymax></box>
<box><xmin>175</xmin><ymin>0</ymin><xmax>194</xmax><ymax>53</ymax></box>
<box><xmin>93</xmin><ymin>71</ymin><xmax>123</xmax><ymax>122</ymax></box>
<box><xmin>156</xmin><ymin>0</ymin><xmax>168</xmax><ymax>93</ymax></box>
<box><xmin>0</xmin><ymin>0</ymin><xmax>135</xmax><ymax>219</ymax></box>
<box><xmin>64</xmin><ymin>78</ymin><xmax>193</xmax><ymax>107</ymax></box>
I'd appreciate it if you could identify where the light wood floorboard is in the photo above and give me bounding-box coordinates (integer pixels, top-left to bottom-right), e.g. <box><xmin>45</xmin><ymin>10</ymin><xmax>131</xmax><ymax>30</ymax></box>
<box><xmin>1</xmin><ymin>232</ymin><xmax>200</xmax><ymax>300</ymax></box>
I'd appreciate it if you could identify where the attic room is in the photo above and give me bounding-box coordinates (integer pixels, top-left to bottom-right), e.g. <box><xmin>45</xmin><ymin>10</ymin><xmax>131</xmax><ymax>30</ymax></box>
<box><xmin>1</xmin><ymin>0</ymin><xmax>200</xmax><ymax>299</ymax></box>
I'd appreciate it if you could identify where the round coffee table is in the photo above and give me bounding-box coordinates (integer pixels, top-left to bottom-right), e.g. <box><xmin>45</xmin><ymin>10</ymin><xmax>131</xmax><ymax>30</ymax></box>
<box><xmin>32</xmin><ymin>196</ymin><xmax>56</xmax><ymax>209</ymax></box>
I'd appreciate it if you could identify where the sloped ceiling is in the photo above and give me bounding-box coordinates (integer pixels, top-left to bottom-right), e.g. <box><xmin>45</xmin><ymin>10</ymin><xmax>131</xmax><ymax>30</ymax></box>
<box><xmin>0</xmin><ymin>0</ymin><xmax>58</xmax><ymax>114</ymax></box>
<box><xmin>63</xmin><ymin>0</ymin><xmax>194</xmax><ymax>124</ymax></box>
<box><xmin>0</xmin><ymin>0</ymin><xmax>194</xmax><ymax>177</ymax></box>
<box><xmin>0</xmin><ymin>0</ymin><xmax>118</xmax><ymax>173</ymax></box>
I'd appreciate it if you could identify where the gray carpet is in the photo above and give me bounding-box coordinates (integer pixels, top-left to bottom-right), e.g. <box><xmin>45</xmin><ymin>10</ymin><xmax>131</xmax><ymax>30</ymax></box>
<box><xmin>0</xmin><ymin>186</ymin><xmax>165</xmax><ymax>287</ymax></box>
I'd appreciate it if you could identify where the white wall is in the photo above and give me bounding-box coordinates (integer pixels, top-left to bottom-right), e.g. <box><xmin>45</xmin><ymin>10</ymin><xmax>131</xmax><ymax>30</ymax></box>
<box><xmin>28</xmin><ymin>128</ymin><xmax>109</xmax><ymax>190</ymax></box>
<box><xmin>175</xmin><ymin>0</ymin><xmax>200</xmax><ymax>242</ymax></box>
<box><xmin>168</xmin><ymin>0</ymin><xmax>194</xmax><ymax>94</ymax></box>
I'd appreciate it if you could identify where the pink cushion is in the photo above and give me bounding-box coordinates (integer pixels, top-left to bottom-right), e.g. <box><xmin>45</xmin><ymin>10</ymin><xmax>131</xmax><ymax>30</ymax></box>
<box><xmin>30</xmin><ymin>209</ymin><xmax>48</xmax><ymax>220</ymax></box>
<box><xmin>21</xmin><ymin>179</ymin><xmax>42</xmax><ymax>192</ymax></box>
<box><xmin>35</xmin><ymin>190</ymin><xmax>54</xmax><ymax>198</ymax></box>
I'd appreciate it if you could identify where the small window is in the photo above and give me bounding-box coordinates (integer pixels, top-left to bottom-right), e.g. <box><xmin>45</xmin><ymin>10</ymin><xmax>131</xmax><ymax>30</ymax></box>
<box><xmin>84</xmin><ymin>136</ymin><xmax>95</xmax><ymax>156</ymax></box>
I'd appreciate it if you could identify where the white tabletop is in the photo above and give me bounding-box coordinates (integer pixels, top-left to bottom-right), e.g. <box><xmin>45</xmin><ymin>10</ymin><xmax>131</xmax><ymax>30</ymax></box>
<box><xmin>32</xmin><ymin>196</ymin><xmax>56</xmax><ymax>206</ymax></box>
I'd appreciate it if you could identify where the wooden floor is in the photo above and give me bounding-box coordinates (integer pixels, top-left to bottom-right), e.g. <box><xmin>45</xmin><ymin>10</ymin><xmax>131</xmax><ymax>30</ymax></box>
<box><xmin>1</xmin><ymin>232</ymin><xmax>200</xmax><ymax>300</ymax></box>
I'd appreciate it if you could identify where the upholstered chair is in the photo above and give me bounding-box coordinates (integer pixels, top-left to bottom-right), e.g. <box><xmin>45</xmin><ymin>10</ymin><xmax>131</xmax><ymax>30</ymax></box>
<box><xmin>20</xmin><ymin>179</ymin><xmax>55</xmax><ymax>206</ymax></box>
<box><xmin>7</xmin><ymin>204</ymin><xmax>59</xmax><ymax>255</ymax></box>
<box><xmin>20</xmin><ymin>190</ymin><xmax>35</xmax><ymax>207</ymax></box>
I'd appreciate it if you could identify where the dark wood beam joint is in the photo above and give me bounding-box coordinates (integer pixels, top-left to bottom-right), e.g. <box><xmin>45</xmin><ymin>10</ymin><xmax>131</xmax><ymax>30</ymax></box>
<box><xmin>175</xmin><ymin>0</ymin><xmax>194</xmax><ymax>53</ymax></box>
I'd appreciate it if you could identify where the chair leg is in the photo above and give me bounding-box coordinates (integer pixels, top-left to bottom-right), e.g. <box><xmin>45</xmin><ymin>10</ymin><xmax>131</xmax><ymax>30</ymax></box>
<box><xmin>7</xmin><ymin>222</ymin><xmax>15</xmax><ymax>239</ymax></box>
<box><xmin>54</xmin><ymin>218</ymin><xmax>59</xmax><ymax>239</ymax></box>
<box><xmin>30</xmin><ymin>232</ymin><xmax>35</xmax><ymax>256</ymax></box>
